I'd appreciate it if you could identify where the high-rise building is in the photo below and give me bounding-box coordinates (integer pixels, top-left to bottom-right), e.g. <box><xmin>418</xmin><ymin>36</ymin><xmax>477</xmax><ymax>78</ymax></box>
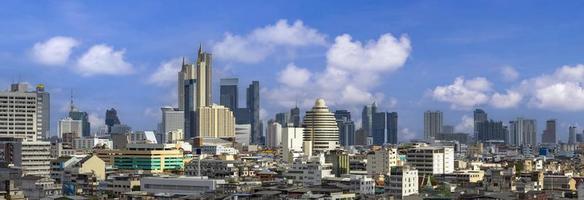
<box><xmin>34</xmin><ymin>84</ymin><xmax>50</xmax><ymax>140</ymax></box>
<box><xmin>266</xmin><ymin>120</ymin><xmax>282</xmax><ymax>147</ymax></box>
<box><xmin>473</xmin><ymin>109</ymin><xmax>488</xmax><ymax>139</ymax></box>
<box><xmin>509</xmin><ymin>118</ymin><xmax>537</xmax><ymax>147</ymax></box>
<box><xmin>183</xmin><ymin>79</ymin><xmax>197</xmax><ymax>139</ymax></box>
<box><xmin>178</xmin><ymin>57</ymin><xmax>195</xmax><ymax>111</ymax></box>
<box><xmin>372</xmin><ymin>112</ymin><xmax>398</xmax><ymax>145</ymax></box>
<box><xmin>476</xmin><ymin>120</ymin><xmax>507</xmax><ymax>142</ymax></box>
<box><xmin>303</xmin><ymin>99</ymin><xmax>339</xmax><ymax>154</ymax></box>
<box><xmin>219</xmin><ymin>78</ymin><xmax>238</xmax><ymax>112</ymax></box>
<box><xmin>0</xmin><ymin>137</ymin><xmax>52</xmax><ymax>176</ymax></box>
<box><xmin>68</xmin><ymin>97</ymin><xmax>91</xmax><ymax>137</ymax></box>
<box><xmin>161</xmin><ymin>107</ymin><xmax>184</xmax><ymax>134</ymax></box>
<box><xmin>0</xmin><ymin>83</ymin><xmax>39</xmax><ymax>141</ymax></box>
<box><xmin>105</xmin><ymin>108</ymin><xmax>121</xmax><ymax>134</ymax></box>
<box><xmin>424</xmin><ymin>110</ymin><xmax>443</xmax><ymax>140</ymax></box>
<box><xmin>334</xmin><ymin>110</ymin><xmax>355</xmax><ymax>147</ymax></box>
<box><xmin>59</xmin><ymin>117</ymin><xmax>83</xmax><ymax>139</ymax></box>
<box><xmin>290</xmin><ymin>106</ymin><xmax>301</xmax><ymax>127</ymax></box>
<box><xmin>569</xmin><ymin>126</ymin><xmax>577</xmax><ymax>145</ymax></box>
<box><xmin>275</xmin><ymin>112</ymin><xmax>289</xmax><ymax>128</ymax></box>
<box><xmin>541</xmin><ymin>119</ymin><xmax>557</xmax><ymax>144</ymax></box>
<box><xmin>246</xmin><ymin>81</ymin><xmax>261</xmax><ymax>144</ymax></box>
<box><xmin>361</xmin><ymin>102</ymin><xmax>377</xmax><ymax>137</ymax></box>
<box><xmin>196</xmin><ymin>104</ymin><xmax>235</xmax><ymax>139</ymax></box>
<box><xmin>196</xmin><ymin>45</ymin><xmax>212</xmax><ymax>108</ymax></box>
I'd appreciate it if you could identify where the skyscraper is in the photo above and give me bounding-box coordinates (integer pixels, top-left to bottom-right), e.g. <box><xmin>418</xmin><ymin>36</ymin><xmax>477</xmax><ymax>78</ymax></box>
<box><xmin>424</xmin><ymin>111</ymin><xmax>443</xmax><ymax>140</ymax></box>
<box><xmin>334</xmin><ymin>110</ymin><xmax>355</xmax><ymax>147</ymax></box>
<box><xmin>0</xmin><ymin>83</ymin><xmax>48</xmax><ymax>141</ymax></box>
<box><xmin>541</xmin><ymin>119</ymin><xmax>556</xmax><ymax>144</ymax></box>
<box><xmin>303</xmin><ymin>99</ymin><xmax>339</xmax><ymax>154</ymax></box>
<box><xmin>183</xmin><ymin>79</ymin><xmax>197</xmax><ymax>139</ymax></box>
<box><xmin>509</xmin><ymin>118</ymin><xmax>536</xmax><ymax>146</ymax></box>
<box><xmin>473</xmin><ymin>109</ymin><xmax>488</xmax><ymax>139</ymax></box>
<box><xmin>475</xmin><ymin>120</ymin><xmax>507</xmax><ymax>142</ymax></box>
<box><xmin>196</xmin><ymin>45</ymin><xmax>212</xmax><ymax>108</ymax></box>
<box><xmin>35</xmin><ymin>84</ymin><xmax>50</xmax><ymax>140</ymax></box>
<box><xmin>177</xmin><ymin>57</ymin><xmax>194</xmax><ymax>111</ymax></box>
<box><xmin>372</xmin><ymin>112</ymin><xmax>398</xmax><ymax>145</ymax></box>
<box><xmin>105</xmin><ymin>108</ymin><xmax>121</xmax><ymax>134</ymax></box>
<box><xmin>247</xmin><ymin>81</ymin><xmax>261</xmax><ymax>144</ymax></box>
<box><xmin>219</xmin><ymin>78</ymin><xmax>238</xmax><ymax>112</ymax></box>
<box><xmin>68</xmin><ymin>98</ymin><xmax>90</xmax><ymax>137</ymax></box>
<box><xmin>361</xmin><ymin>102</ymin><xmax>377</xmax><ymax>137</ymax></box>
<box><xmin>569</xmin><ymin>126</ymin><xmax>577</xmax><ymax>145</ymax></box>
<box><xmin>290</xmin><ymin>106</ymin><xmax>301</xmax><ymax>127</ymax></box>
<box><xmin>275</xmin><ymin>112</ymin><xmax>289</xmax><ymax>128</ymax></box>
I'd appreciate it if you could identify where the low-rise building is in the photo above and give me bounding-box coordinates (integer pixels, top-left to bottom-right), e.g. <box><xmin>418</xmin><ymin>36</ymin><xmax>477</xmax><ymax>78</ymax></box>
<box><xmin>386</xmin><ymin>165</ymin><xmax>418</xmax><ymax>198</ymax></box>
<box><xmin>140</xmin><ymin>176</ymin><xmax>225</xmax><ymax>195</ymax></box>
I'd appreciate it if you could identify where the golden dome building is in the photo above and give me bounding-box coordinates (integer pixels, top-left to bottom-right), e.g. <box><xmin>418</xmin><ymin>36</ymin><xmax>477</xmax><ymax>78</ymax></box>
<box><xmin>303</xmin><ymin>98</ymin><xmax>339</xmax><ymax>155</ymax></box>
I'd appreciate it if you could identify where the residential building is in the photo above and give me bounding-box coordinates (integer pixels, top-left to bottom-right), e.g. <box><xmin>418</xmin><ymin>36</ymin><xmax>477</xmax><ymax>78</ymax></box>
<box><xmin>282</xmin><ymin>126</ymin><xmax>304</xmax><ymax>162</ymax></box>
<box><xmin>284</xmin><ymin>154</ymin><xmax>334</xmax><ymax>186</ymax></box>
<box><xmin>509</xmin><ymin>118</ymin><xmax>537</xmax><ymax>147</ymax></box>
<box><xmin>0</xmin><ymin>83</ymin><xmax>39</xmax><ymax>141</ymax></box>
<box><xmin>196</xmin><ymin>104</ymin><xmax>235</xmax><ymax>139</ymax></box>
<box><xmin>366</xmin><ymin>147</ymin><xmax>398</xmax><ymax>175</ymax></box>
<box><xmin>424</xmin><ymin>110</ymin><xmax>443</xmax><ymax>140</ymax></box>
<box><xmin>0</xmin><ymin>137</ymin><xmax>52</xmax><ymax>176</ymax></box>
<box><xmin>405</xmin><ymin>146</ymin><xmax>454</xmax><ymax>176</ymax></box>
<box><xmin>386</xmin><ymin>165</ymin><xmax>418</xmax><ymax>198</ymax></box>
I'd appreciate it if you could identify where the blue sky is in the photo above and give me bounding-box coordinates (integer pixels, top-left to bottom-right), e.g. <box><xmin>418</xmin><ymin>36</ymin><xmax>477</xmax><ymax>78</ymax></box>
<box><xmin>2</xmin><ymin>1</ymin><xmax>584</xmax><ymax>141</ymax></box>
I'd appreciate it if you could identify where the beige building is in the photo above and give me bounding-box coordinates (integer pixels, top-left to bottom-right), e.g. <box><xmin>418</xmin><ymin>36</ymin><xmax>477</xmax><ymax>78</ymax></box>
<box><xmin>366</xmin><ymin>147</ymin><xmax>399</xmax><ymax>176</ymax></box>
<box><xmin>196</xmin><ymin>104</ymin><xmax>235</xmax><ymax>139</ymax></box>
<box><xmin>303</xmin><ymin>99</ymin><xmax>339</xmax><ymax>154</ymax></box>
<box><xmin>0</xmin><ymin>84</ymin><xmax>38</xmax><ymax>141</ymax></box>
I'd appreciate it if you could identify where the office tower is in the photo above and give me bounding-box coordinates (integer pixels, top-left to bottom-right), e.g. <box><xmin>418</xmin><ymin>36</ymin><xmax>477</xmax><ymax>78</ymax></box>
<box><xmin>246</xmin><ymin>81</ymin><xmax>261</xmax><ymax>144</ymax></box>
<box><xmin>569</xmin><ymin>126</ymin><xmax>577</xmax><ymax>145</ymax></box>
<box><xmin>183</xmin><ymin>79</ymin><xmax>197</xmax><ymax>139</ymax></box>
<box><xmin>541</xmin><ymin>119</ymin><xmax>557</xmax><ymax>144</ymax></box>
<box><xmin>235</xmin><ymin>108</ymin><xmax>251</xmax><ymax>124</ymax></box>
<box><xmin>509</xmin><ymin>118</ymin><xmax>537</xmax><ymax>146</ymax></box>
<box><xmin>0</xmin><ymin>83</ymin><xmax>39</xmax><ymax>141</ymax></box>
<box><xmin>266</xmin><ymin>120</ymin><xmax>282</xmax><ymax>147</ymax></box>
<box><xmin>219</xmin><ymin>78</ymin><xmax>238</xmax><ymax>111</ymax></box>
<box><xmin>476</xmin><ymin>120</ymin><xmax>507</xmax><ymax>142</ymax></box>
<box><xmin>196</xmin><ymin>104</ymin><xmax>235</xmax><ymax>138</ymax></box>
<box><xmin>59</xmin><ymin>117</ymin><xmax>83</xmax><ymax>146</ymax></box>
<box><xmin>361</xmin><ymin>102</ymin><xmax>377</xmax><ymax>137</ymax></box>
<box><xmin>442</xmin><ymin>125</ymin><xmax>454</xmax><ymax>134</ymax></box>
<box><xmin>354</xmin><ymin>128</ymin><xmax>368</xmax><ymax>145</ymax></box>
<box><xmin>161</xmin><ymin>107</ymin><xmax>184</xmax><ymax>134</ymax></box>
<box><xmin>473</xmin><ymin>109</ymin><xmax>488</xmax><ymax>139</ymax></box>
<box><xmin>105</xmin><ymin>108</ymin><xmax>121</xmax><ymax>133</ymax></box>
<box><xmin>35</xmin><ymin>84</ymin><xmax>50</xmax><ymax>140</ymax></box>
<box><xmin>302</xmin><ymin>98</ymin><xmax>339</xmax><ymax>153</ymax></box>
<box><xmin>290</xmin><ymin>106</ymin><xmax>301</xmax><ymax>127</ymax></box>
<box><xmin>196</xmin><ymin>45</ymin><xmax>212</xmax><ymax>108</ymax></box>
<box><xmin>372</xmin><ymin>112</ymin><xmax>398</xmax><ymax>145</ymax></box>
<box><xmin>275</xmin><ymin>112</ymin><xmax>289</xmax><ymax>128</ymax></box>
<box><xmin>177</xmin><ymin>57</ymin><xmax>195</xmax><ymax>111</ymax></box>
<box><xmin>68</xmin><ymin>96</ymin><xmax>91</xmax><ymax>137</ymax></box>
<box><xmin>282</xmin><ymin>126</ymin><xmax>304</xmax><ymax>162</ymax></box>
<box><xmin>424</xmin><ymin>110</ymin><xmax>443</xmax><ymax>140</ymax></box>
<box><xmin>334</xmin><ymin>110</ymin><xmax>355</xmax><ymax>147</ymax></box>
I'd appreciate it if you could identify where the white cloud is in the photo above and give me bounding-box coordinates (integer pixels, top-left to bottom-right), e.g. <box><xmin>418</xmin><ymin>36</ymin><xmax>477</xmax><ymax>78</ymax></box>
<box><xmin>455</xmin><ymin>115</ymin><xmax>474</xmax><ymax>133</ymax></box>
<box><xmin>520</xmin><ymin>65</ymin><xmax>584</xmax><ymax>111</ymax></box>
<box><xmin>213</xmin><ymin>19</ymin><xmax>326</xmax><ymax>63</ymax></box>
<box><xmin>88</xmin><ymin>112</ymin><xmax>105</xmax><ymax>128</ymax></box>
<box><xmin>31</xmin><ymin>36</ymin><xmax>79</xmax><ymax>65</ymax></box>
<box><xmin>76</xmin><ymin>44</ymin><xmax>133</xmax><ymax>76</ymax></box>
<box><xmin>148</xmin><ymin>58</ymin><xmax>182</xmax><ymax>86</ymax></box>
<box><xmin>490</xmin><ymin>90</ymin><xmax>522</xmax><ymax>108</ymax></box>
<box><xmin>501</xmin><ymin>66</ymin><xmax>519</xmax><ymax>81</ymax></box>
<box><xmin>266</xmin><ymin>32</ymin><xmax>410</xmax><ymax>111</ymax></box>
<box><xmin>399</xmin><ymin>128</ymin><xmax>417</xmax><ymax>142</ymax></box>
<box><xmin>431</xmin><ymin>77</ymin><xmax>492</xmax><ymax>110</ymax></box>
<box><xmin>278</xmin><ymin>63</ymin><xmax>312</xmax><ymax>88</ymax></box>
<box><xmin>327</xmin><ymin>33</ymin><xmax>411</xmax><ymax>72</ymax></box>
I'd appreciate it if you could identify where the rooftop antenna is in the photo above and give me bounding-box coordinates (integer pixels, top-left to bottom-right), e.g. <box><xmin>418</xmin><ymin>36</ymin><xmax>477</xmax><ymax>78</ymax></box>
<box><xmin>69</xmin><ymin>89</ymin><xmax>75</xmax><ymax>112</ymax></box>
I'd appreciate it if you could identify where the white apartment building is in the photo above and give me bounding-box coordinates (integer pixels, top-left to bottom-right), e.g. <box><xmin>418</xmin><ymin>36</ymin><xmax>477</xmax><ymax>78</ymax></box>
<box><xmin>366</xmin><ymin>147</ymin><xmax>399</xmax><ymax>175</ymax></box>
<box><xmin>405</xmin><ymin>146</ymin><xmax>454</xmax><ymax>176</ymax></box>
<box><xmin>266</xmin><ymin>121</ymin><xmax>282</xmax><ymax>147</ymax></box>
<box><xmin>284</xmin><ymin>154</ymin><xmax>334</xmax><ymax>186</ymax></box>
<box><xmin>141</xmin><ymin>176</ymin><xmax>225</xmax><ymax>195</ymax></box>
<box><xmin>0</xmin><ymin>138</ymin><xmax>52</xmax><ymax>176</ymax></box>
<box><xmin>0</xmin><ymin>84</ymin><xmax>38</xmax><ymax>142</ymax></box>
<box><xmin>349</xmin><ymin>175</ymin><xmax>375</xmax><ymax>195</ymax></box>
<box><xmin>282</xmin><ymin>126</ymin><xmax>304</xmax><ymax>162</ymax></box>
<box><xmin>73</xmin><ymin>137</ymin><xmax>112</xmax><ymax>149</ymax></box>
<box><xmin>386</xmin><ymin>165</ymin><xmax>418</xmax><ymax>198</ymax></box>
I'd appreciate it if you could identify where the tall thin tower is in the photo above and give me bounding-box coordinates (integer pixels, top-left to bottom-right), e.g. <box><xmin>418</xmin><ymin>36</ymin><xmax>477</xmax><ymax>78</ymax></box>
<box><xmin>196</xmin><ymin>44</ymin><xmax>212</xmax><ymax>108</ymax></box>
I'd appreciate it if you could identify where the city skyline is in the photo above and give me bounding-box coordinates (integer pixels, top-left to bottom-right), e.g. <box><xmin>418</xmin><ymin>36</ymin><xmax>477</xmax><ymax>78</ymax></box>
<box><xmin>2</xmin><ymin>1</ymin><xmax>584</xmax><ymax>141</ymax></box>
